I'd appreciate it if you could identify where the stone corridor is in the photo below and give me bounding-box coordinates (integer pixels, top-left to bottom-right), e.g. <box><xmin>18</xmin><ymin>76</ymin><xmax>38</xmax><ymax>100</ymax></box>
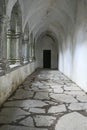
<box><xmin>0</xmin><ymin>69</ymin><xmax>87</xmax><ymax>130</ymax></box>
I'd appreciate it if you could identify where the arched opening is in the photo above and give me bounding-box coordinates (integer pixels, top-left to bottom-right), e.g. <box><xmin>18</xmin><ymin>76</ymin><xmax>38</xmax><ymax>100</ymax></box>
<box><xmin>22</xmin><ymin>23</ymin><xmax>29</xmax><ymax>64</ymax></box>
<box><xmin>36</xmin><ymin>31</ymin><xmax>58</xmax><ymax>69</ymax></box>
<box><xmin>7</xmin><ymin>0</ymin><xmax>22</xmax><ymax>67</ymax></box>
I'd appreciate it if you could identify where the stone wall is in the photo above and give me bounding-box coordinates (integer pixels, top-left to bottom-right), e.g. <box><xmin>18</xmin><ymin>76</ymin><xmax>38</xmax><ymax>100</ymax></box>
<box><xmin>0</xmin><ymin>61</ymin><xmax>37</xmax><ymax>106</ymax></box>
<box><xmin>0</xmin><ymin>0</ymin><xmax>37</xmax><ymax>106</ymax></box>
<box><xmin>59</xmin><ymin>0</ymin><xmax>87</xmax><ymax>92</ymax></box>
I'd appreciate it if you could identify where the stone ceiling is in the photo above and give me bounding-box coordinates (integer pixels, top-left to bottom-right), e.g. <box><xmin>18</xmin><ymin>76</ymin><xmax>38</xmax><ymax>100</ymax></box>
<box><xmin>7</xmin><ymin>0</ymin><xmax>78</xmax><ymax>42</ymax></box>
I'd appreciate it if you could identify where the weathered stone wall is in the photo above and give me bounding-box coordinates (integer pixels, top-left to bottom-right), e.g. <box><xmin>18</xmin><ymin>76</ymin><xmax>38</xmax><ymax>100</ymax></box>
<box><xmin>72</xmin><ymin>0</ymin><xmax>87</xmax><ymax>92</ymax></box>
<box><xmin>59</xmin><ymin>0</ymin><xmax>87</xmax><ymax>92</ymax></box>
<box><xmin>0</xmin><ymin>61</ymin><xmax>37</xmax><ymax>106</ymax></box>
<box><xmin>0</xmin><ymin>0</ymin><xmax>37</xmax><ymax>106</ymax></box>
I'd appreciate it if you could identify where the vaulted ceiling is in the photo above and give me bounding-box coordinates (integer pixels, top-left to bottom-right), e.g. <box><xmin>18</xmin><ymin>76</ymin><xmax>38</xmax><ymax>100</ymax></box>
<box><xmin>7</xmin><ymin>0</ymin><xmax>78</xmax><ymax>42</ymax></box>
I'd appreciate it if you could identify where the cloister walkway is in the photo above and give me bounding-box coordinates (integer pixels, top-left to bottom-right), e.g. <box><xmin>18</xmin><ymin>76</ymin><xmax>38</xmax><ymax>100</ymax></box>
<box><xmin>0</xmin><ymin>69</ymin><xmax>87</xmax><ymax>130</ymax></box>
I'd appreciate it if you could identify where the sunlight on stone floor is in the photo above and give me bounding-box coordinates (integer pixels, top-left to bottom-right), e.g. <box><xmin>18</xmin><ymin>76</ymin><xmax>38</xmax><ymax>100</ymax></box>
<box><xmin>0</xmin><ymin>69</ymin><xmax>87</xmax><ymax>130</ymax></box>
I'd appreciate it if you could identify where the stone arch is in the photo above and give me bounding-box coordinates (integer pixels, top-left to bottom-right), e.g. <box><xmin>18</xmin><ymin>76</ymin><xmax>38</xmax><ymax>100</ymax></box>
<box><xmin>7</xmin><ymin>0</ymin><xmax>22</xmax><ymax>66</ymax></box>
<box><xmin>10</xmin><ymin>0</ymin><xmax>22</xmax><ymax>32</ymax></box>
<box><xmin>36</xmin><ymin>30</ymin><xmax>59</xmax><ymax>69</ymax></box>
<box><xmin>0</xmin><ymin>0</ymin><xmax>6</xmax><ymax>15</ymax></box>
<box><xmin>6</xmin><ymin>0</ymin><xmax>24</xmax><ymax>24</ymax></box>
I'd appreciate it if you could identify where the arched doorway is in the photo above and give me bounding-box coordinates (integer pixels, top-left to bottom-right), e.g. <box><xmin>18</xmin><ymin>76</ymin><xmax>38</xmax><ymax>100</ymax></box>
<box><xmin>36</xmin><ymin>32</ymin><xmax>58</xmax><ymax>69</ymax></box>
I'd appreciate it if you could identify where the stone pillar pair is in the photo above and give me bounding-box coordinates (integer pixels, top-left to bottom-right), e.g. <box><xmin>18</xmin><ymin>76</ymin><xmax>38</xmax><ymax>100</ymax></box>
<box><xmin>7</xmin><ymin>23</ymin><xmax>22</xmax><ymax>66</ymax></box>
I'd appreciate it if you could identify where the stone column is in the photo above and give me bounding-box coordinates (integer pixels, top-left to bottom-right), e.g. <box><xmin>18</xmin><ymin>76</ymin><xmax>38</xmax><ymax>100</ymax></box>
<box><xmin>23</xmin><ymin>36</ymin><xmax>29</xmax><ymax>63</ymax></box>
<box><xmin>0</xmin><ymin>15</ymin><xmax>7</xmax><ymax>74</ymax></box>
<box><xmin>32</xmin><ymin>44</ymin><xmax>34</xmax><ymax>61</ymax></box>
<box><xmin>7</xmin><ymin>26</ymin><xmax>11</xmax><ymax>64</ymax></box>
<box><xmin>15</xmin><ymin>27</ymin><xmax>22</xmax><ymax>64</ymax></box>
<box><xmin>29</xmin><ymin>34</ymin><xmax>33</xmax><ymax>62</ymax></box>
<box><xmin>33</xmin><ymin>43</ymin><xmax>36</xmax><ymax>60</ymax></box>
<box><xmin>29</xmin><ymin>43</ymin><xmax>32</xmax><ymax>62</ymax></box>
<box><xmin>7</xmin><ymin>24</ymin><xmax>22</xmax><ymax>65</ymax></box>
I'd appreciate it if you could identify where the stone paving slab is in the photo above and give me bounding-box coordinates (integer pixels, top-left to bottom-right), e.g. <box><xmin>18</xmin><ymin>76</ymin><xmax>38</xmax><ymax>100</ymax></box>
<box><xmin>4</xmin><ymin>100</ymin><xmax>47</xmax><ymax>109</ymax></box>
<box><xmin>34</xmin><ymin>92</ymin><xmax>50</xmax><ymax>100</ymax></box>
<box><xmin>64</xmin><ymin>85</ymin><xmax>81</xmax><ymax>91</ymax></box>
<box><xmin>48</xmin><ymin>105</ymin><xmax>66</xmax><ymax>113</ymax></box>
<box><xmin>55</xmin><ymin>112</ymin><xmax>87</xmax><ymax>130</ymax></box>
<box><xmin>64</xmin><ymin>90</ymin><xmax>86</xmax><ymax>96</ymax></box>
<box><xmin>68</xmin><ymin>102</ymin><xmax>87</xmax><ymax>111</ymax></box>
<box><xmin>0</xmin><ymin>69</ymin><xmax>87</xmax><ymax>130</ymax></box>
<box><xmin>0</xmin><ymin>125</ymin><xmax>48</xmax><ymax>130</ymax></box>
<box><xmin>0</xmin><ymin>108</ymin><xmax>30</xmax><ymax>123</ymax></box>
<box><xmin>10</xmin><ymin>89</ymin><xmax>34</xmax><ymax>100</ymax></box>
<box><xmin>50</xmin><ymin>93</ymin><xmax>77</xmax><ymax>103</ymax></box>
<box><xmin>76</xmin><ymin>95</ymin><xmax>87</xmax><ymax>102</ymax></box>
<box><xmin>34</xmin><ymin>115</ymin><xmax>56</xmax><ymax>127</ymax></box>
<box><xmin>19</xmin><ymin>116</ymin><xmax>34</xmax><ymax>127</ymax></box>
<box><xmin>29</xmin><ymin>108</ymin><xmax>45</xmax><ymax>113</ymax></box>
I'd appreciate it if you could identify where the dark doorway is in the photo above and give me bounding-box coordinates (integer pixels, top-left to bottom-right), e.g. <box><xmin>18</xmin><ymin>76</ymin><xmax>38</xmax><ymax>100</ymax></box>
<box><xmin>43</xmin><ymin>50</ymin><xmax>51</xmax><ymax>68</ymax></box>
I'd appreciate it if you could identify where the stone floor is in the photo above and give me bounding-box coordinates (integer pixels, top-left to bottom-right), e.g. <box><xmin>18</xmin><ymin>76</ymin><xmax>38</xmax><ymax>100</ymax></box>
<box><xmin>0</xmin><ymin>69</ymin><xmax>87</xmax><ymax>130</ymax></box>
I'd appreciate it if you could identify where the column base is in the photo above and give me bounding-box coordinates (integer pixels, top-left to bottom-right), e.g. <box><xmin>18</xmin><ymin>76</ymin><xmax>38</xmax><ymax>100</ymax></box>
<box><xmin>29</xmin><ymin>57</ymin><xmax>33</xmax><ymax>62</ymax></box>
<box><xmin>7</xmin><ymin>59</ymin><xmax>21</xmax><ymax>69</ymax></box>
<box><xmin>23</xmin><ymin>59</ymin><xmax>28</xmax><ymax>64</ymax></box>
<box><xmin>0</xmin><ymin>60</ymin><xmax>6</xmax><ymax>75</ymax></box>
<box><xmin>8</xmin><ymin>59</ymin><xmax>21</xmax><ymax>64</ymax></box>
<box><xmin>32</xmin><ymin>57</ymin><xmax>36</xmax><ymax>61</ymax></box>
